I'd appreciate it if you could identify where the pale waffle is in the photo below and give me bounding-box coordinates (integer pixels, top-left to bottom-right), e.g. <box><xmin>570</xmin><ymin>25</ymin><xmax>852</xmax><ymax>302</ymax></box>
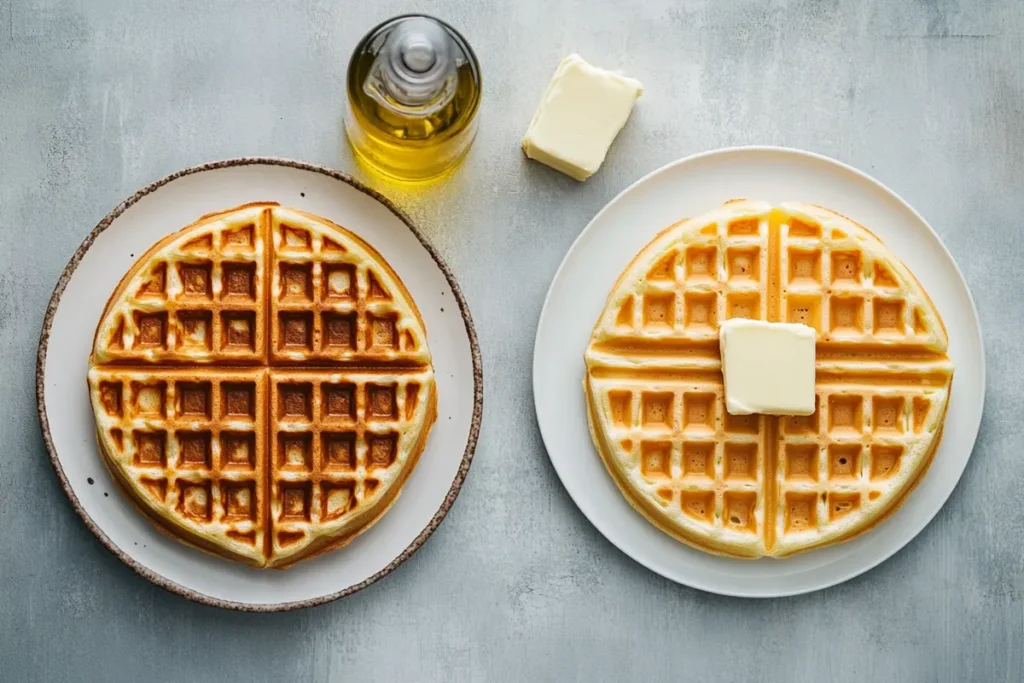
<box><xmin>88</xmin><ymin>203</ymin><xmax>437</xmax><ymax>568</ymax></box>
<box><xmin>585</xmin><ymin>200</ymin><xmax>953</xmax><ymax>558</ymax></box>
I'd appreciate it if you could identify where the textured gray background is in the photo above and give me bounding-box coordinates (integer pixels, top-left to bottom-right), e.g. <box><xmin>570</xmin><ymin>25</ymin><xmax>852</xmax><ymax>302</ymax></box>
<box><xmin>1</xmin><ymin>0</ymin><xmax>1021</xmax><ymax>681</ymax></box>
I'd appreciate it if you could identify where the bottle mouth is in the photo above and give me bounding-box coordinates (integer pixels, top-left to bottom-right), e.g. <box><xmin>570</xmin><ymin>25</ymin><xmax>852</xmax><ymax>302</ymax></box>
<box><xmin>397</xmin><ymin>28</ymin><xmax>439</xmax><ymax>74</ymax></box>
<box><xmin>366</xmin><ymin>16</ymin><xmax>459</xmax><ymax>115</ymax></box>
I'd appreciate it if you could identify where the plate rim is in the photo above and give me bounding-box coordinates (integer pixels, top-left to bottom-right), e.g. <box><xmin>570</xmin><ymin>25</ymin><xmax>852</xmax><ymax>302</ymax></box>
<box><xmin>35</xmin><ymin>156</ymin><xmax>484</xmax><ymax>612</ymax></box>
<box><xmin>532</xmin><ymin>145</ymin><xmax>986</xmax><ymax>598</ymax></box>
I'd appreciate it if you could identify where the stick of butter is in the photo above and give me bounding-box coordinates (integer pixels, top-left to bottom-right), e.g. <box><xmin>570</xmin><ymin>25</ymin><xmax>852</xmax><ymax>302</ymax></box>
<box><xmin>522</xmin><ymin>54</ymin><xmax>643</xmax><ymax>181</ymax></box>
<box><xmin>720</xmin><ymin>319</ymin><xmax>817</xmax><ymax>416</ymax></box>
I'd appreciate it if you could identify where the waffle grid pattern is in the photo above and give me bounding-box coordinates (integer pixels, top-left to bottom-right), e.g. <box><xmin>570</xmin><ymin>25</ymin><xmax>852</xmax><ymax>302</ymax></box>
<box><xmin>780</xmin><ymin>210</ymin><xmax>934</xmax><ymax>343</ymax></box>
<box><xmin>775</xmin><ymin>384</ymin><xmax>939</xmax><ymax>548</ymax></box>
<box><xmin>88</xmin><ymin>205</ymin><xmax>436</xmax><ymax>567</ymax></box>
<box><xmin>597</xmin><ymin>379</ymin><xmax>766</xmax><ymax>535</ymax></box>
<box><xmin>90</xmin><ymin>369</ymin><xmax>267</xmax><ymax>563</ymax></box>
<box><xmin>614</xmin><ymin>214</ymin><xmax>770</xmax><ymax>339</ymax></box>
<box><xmin>269</xmin><ymin>371</ymin><xmax>433</xmax><ymax>560</ymax></box>
<box><xmin>269</xmin><ymin>209</ymin><xmax>426</xmax><ymax>364</ymax></box>
<box><xmin>94</xmin><ymin>207</ymin><xmax>267</xmax><ymax>364</ymax></box>
<box><xmin>585</xmin><ymin>201</ymin><xmax>953</xmax><ymax>557</ymax></box>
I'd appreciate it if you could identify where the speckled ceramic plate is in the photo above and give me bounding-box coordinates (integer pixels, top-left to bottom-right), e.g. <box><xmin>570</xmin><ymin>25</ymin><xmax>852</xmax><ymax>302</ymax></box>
<box><xmin>37</xmin><ymin>158</ymin><xmax>482</xmax><ymax>611</ymax></box>
<box><xmin>534</xmin><ymin>146</ymin><xmax>985</xmax><ymax>598</ymax></box>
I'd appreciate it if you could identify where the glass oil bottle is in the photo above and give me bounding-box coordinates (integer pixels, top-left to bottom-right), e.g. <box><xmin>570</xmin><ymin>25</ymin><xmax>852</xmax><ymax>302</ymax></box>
<box><xmin>344</xmin><ymin>15</ymin><xmax>482</xmax><ymax>182</ymax></box>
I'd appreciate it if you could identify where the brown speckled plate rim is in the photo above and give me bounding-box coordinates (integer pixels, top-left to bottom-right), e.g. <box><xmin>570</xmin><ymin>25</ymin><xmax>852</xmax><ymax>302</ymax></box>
<box><xmin>35</xmin><ymin>157</ymin><xmax>484</xmax><ymax>612</ymax></box>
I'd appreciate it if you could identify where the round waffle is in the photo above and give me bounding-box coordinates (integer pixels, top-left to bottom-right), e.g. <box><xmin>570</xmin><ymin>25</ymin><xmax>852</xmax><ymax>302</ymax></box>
<box><xmin>584</xmin><ymin>199</ymin><xmax>953</xmax><ymax>558</ymax></box>
<box><xmin>88</xmin><ymin>203</ymin><xmax>437</xmax><ymax>568</ymax></box>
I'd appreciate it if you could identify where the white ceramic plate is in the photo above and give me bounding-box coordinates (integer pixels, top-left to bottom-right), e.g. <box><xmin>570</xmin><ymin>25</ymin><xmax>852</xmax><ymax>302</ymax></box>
<box><xmin>37</xmin><ymin>159</ymin><xmax>482</xmax><ymax>611</ymax></box>
<box><xmin>533</xmin><ymin>146</ymin><xmax>984</xmax><ymax>598</ymax></box>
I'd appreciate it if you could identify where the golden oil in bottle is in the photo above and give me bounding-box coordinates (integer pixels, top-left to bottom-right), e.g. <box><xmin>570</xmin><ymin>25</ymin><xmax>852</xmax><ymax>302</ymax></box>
<box><xmin>344</xmin><ymin>15</ymin><xmax>482</xmax><ymax>182</ymax></box>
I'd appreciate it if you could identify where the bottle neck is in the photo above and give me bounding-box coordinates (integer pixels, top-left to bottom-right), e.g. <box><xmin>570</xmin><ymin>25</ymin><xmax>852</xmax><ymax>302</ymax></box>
<box><xmin>364</xmin><ymin>17</ymin><xmax>458</xmax><ymax>117</ymax></box>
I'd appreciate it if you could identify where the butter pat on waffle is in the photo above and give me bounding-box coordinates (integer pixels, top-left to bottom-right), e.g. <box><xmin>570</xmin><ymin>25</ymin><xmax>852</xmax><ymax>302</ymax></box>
<box><xmin>719</xmin><ymin>319</ymin><xmax>816</xmax><ymax>416</ymax></box>
<box><xmin>584</xmin><ymin>199</ymin><xmax>953</xmax><ymax>558</ymax></box>
<box><xmin>88</xmin><ymin>203</ymin><xmax>437</xmax><ymax>568</ymax></box>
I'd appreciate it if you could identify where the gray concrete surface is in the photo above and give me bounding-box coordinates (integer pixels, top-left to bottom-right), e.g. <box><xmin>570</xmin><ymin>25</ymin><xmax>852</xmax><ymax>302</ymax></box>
<box><xmin>1</xmin><ymin>0</ymin><xmax>1021</xmax><ymax>681</ymax></box>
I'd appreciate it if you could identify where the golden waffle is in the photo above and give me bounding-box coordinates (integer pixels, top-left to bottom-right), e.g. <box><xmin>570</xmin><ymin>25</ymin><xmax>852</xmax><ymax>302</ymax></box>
<box><xmin>268</xmin><ymin>208</ymin><xmax>430</xmax><ymax>366</ymax></box>
<box><xmin>92</xmin><ymin>204</ymin><xmax>268</xmax><ymax>365</ymax></box>
<box><xmin>88</xmin><ymin>367</ymin><xmax>270</xmax><ymax>565</ymax></box>
<box><xmin>585</xmin><ymin>200</ymin><xmax>953</xmax><ymax>558</ymax></box>
<box><xmin>88</xmin><ymin>203</ymin><xmax>437</xmax><ymax>568</ymax></box>
<box><xmin>267</xmin><ymin>369</ymin><xmax>435</xmax><ymax>567</ymax></box>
